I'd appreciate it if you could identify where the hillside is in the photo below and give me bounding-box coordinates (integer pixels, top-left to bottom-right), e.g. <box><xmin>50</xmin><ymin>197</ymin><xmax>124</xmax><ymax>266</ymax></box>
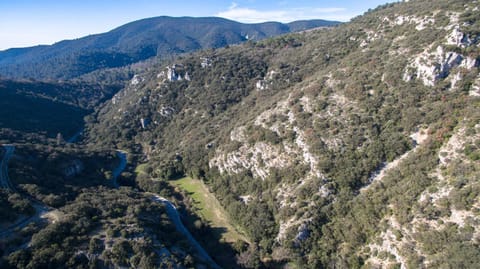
<box><xmin>0</xmin><ymin>135</ymin><xmax>218</xmax><ymax>268</ymax></box>
<box><xmin>85</xmin><ymin>0</ymin><xmax>480</xmax><ymax>268</ymax></box>
<box><xmin>0</xmin><ymin>17</ymin><xmax>339</xmax><ymax>80</ymax></box>
<box><xmin>0</xmin><ymin>79</ymin><xmax>123</xmax><ymax>138</ymax></box>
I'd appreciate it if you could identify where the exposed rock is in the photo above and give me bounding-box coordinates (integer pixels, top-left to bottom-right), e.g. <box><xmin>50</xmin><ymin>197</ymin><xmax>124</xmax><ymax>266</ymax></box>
<box><xmin>200</xmin><ymin>57</ymin><xmax>212</xmax><ymax>68</ymax></box>
<box><xmin>446</xmin><ymin>26</ymin><xmax>473</xmax><ymax>47</ymax></box>
<box><xmin>295</xmin><ymin>222</ymin><xmax>310</xmax><ymax>243</ymax></box>
<box><xmin>361</xmin><ymin>14</ymin><xmax>434</xmax><ymax>50</ymax></box>
<box><xmin>167</xmin><ymin>66</ymin><xmax>181</xmax><ymax>81</ymax></box>
<box><xmin>367</xmin><ymin>121</ymin><xmax>480</xmax><ymax>268</ymax></box>
<box><xmin>460</xmin><ymin>56</ymin><xmax>478</xmax><ymax>69</ymax></box>
<box><xmin>159</xmin><ymin>106</ymin><xmax>175</xmax><ymax>117</ymax></box>
<box><xmin>393</xmin><ymin>14</ymin><xmax>435</xmax><ymax>31</ymax></box>
<box><xmin>184</xmin><ymin>72</ymin><xmax>191</xmax><ymax>81</ymax></box>
<box><xmin>130</xmin><ymin>74</ymin><xmax>142</xmax><ymax>85</ymax></box>
<box><xmin>449</xmin><ymin>72</ymin><xmax>462</xmax><ymax>90</ymax></box>
<box><xmin>471</xmin><ymin>75</ymin><xmax>480</xmax><ymax>96</ymax></box>
<box><xmin>403</xmin><ymin>46</ymin><xmax>474</xmax><ymax>86</ymax></box>
<box><xmin>209</xmin><ymin>142</ymin><xmax>291</xmax><ymax>180</ymax></box>
<box><xmin>157</xmin><ymin>70</ymin><xmax>166</xmax><ymax>78</ymax></box>
<box><xmin>230</xmin><ymin>126</ymin><xmax>248</xmax><ymax>143</ymax></box>
<box><xmin>293</xmin><ymin>126</ymin><xmax>322</xmax><ymax>179</ymax></box>
<box><xmin>140</xmin><ymin>118</ymin><xmax>150</xmax><ymax>129</ymax></box>
<box><xmin>255</xmin><ymin>70</ymin><xmax>278</xmax><ymax>91</ymax></box>
<box><xmin>205</xmin><ymin>142</ymin><xmax>215</xmax><ymax>149</ymax></box>
<box><xmin>365</xmin><ymin>216</ymin><xmax>408</xmax><ymax>269</ymax></box>
<box><xmin>361</xmin><ymin>128</ymin><xmax>429</xmax><ymax>193</ymax></box>
<box><xmin>166</xmin><ymin>65</ymin><xmax>189</xmax><ymax>82</ymax></box>
<box><xmin>239</xmin><ymin>195</ymin><xmax>252</xmax><ymax>204</ymax></box>
<box><xmin>256</xmin><ymin>80</ymin><xmax>268</xmax><ymax>91</ymax></box>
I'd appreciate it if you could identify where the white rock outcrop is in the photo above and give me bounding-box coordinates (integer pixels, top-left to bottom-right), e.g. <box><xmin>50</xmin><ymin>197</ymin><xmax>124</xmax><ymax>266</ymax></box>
<box><xmin>471</xmin><ymin>75</ymin><xmax>480</xmax><ymax>96</ymax></box>
<box><xmin>200</xmin><ymin>57</ymin><xmax>212</xmax><ymax>68</ymax></box>
<box><xmin>446</xmin><ymin>26</ymin><xmax>473</xmax><ymax>47</ymax></box>
<box><xmin>209</xmin><ymin>142</ymin><xmax>291</xmax><ymax>180</ymax></box>
<box><xmin>403</xmin><ymin>46</ymin><xmax>476</xmax><ymax>86</ymax></box>
<box><xmin>131</xmin><ymin>74</ymin><xmax>142</xmax><ymax>85</ymax></box>
<box><xmin>393</xmin><ymin>14</ymin><xmax>435</xmax><ymax>31</ymax></box>
<box><xmin>256</xmin><ymin>80</ymin><xmax>268</xmax><ymax>91</ymax></box>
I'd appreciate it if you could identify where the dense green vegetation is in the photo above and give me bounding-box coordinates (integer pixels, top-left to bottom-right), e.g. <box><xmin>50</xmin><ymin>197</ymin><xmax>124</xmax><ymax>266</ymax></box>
<box><xmin>9</xmin><ymin>145</ymin><xmax>116</xmax><ymax>207</ymax></box>
<box><xmin>85</xmin><ymin>0</ymin><xmax>480</xmax><ymax>268</ymax></box>
<box><xmin>2</xmin><ymin>0</ymin><xmax>479</xmax><ymax>268</ymax></box>
<box><xmin>3</xmin><ymin>188</ymin><xmax>197</xmax><ymax>269</ymax></box>
<box><xmin>0</xmin><ymin>79</ymin><xmax>124</xmax><ymax>138</ymax></box>
<box><xmin>0</xmin><ymin>189</ymin><xmax>34</xmax><ymax>224</ymax></box>
<box><xmin>0</xmin><ymin>140</ymin><xmax>204</xmax><ymax>268</ymax></box>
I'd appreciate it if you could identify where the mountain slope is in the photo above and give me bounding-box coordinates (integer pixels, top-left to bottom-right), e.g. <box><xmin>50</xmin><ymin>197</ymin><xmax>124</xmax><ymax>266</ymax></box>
<box><xmin>0</xmin><ymin>79</ymin><xmax>123</xmax><ymax>138</ymax></box>
<box><xmin>0</xmin><ymin>17</ymin><xmax>339</xmax><ymax>80</ymax></box>
<box><xmin>85</xmin><ymin>0</ymin><xmax>480</xmax><ymax>268</ymax></box>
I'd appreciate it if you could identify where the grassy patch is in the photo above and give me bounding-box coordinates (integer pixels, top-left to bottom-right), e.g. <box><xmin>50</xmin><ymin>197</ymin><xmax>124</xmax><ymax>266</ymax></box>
<box><xmin>169</xmin><ymin>177</ymin><xmax>249</xmax><ymax>244</ymax></box>
<box><xmin>134</xmin><ymin>163</ymin><xmax>148</xmax><ymax>175</ymax></box>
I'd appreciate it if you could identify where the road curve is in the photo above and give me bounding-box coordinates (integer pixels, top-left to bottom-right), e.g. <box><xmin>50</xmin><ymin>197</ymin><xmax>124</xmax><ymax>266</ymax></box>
<box><xmin>0</xmin><ymin>202</ymin><xmax>50</xmax><ymax>238</ymax></box>
<box><xmin>152</xmin><ymin>195</ymin><xmax>221</xmax><ymax>269</ymax></box>
<box><xmin>0</xmin><ymin>145</ymin><xmax>51</xmax><ymax>238</ymax></box>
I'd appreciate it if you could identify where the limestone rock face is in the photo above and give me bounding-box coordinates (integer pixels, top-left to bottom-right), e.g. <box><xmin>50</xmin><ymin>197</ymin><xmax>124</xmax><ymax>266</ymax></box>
<box><xmin>403</xmin><ymin>46</ymin><xmax>477</xmax><ymax>87</ymax></box>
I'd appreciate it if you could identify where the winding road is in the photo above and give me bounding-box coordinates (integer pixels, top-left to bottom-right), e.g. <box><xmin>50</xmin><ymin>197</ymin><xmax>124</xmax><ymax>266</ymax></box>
<box><xmin>1</xmin><ymin>148</ymin><xmax>127</xmax><ymax>238</ymax></box>
<box><xmin>112</xmin><ymin>150</ymin><xmax>127</xmax><ymax>188</ymax></box>
<box><xmin>111</xmin><ymin>151</ymin><xmax>219</xmax><ymax>267</ymax></box>
<box><xmin>0</xmin><ymin>145</ymin><xmax>15</xmax><ymax>190</ymax></box>
<box><xmin>152</xmin><ymin>195</ymin><xmax>221</xmax><ymax>269</ymax></box>
<box><xmin>0</xmin><ymin>145</ymin><xmax>51</xmax><ymax>238</ymax></box>
<box><xmin>1</xmin><ymin>146</ymin><xmax>219</xmax><ymax>267</ymax></box>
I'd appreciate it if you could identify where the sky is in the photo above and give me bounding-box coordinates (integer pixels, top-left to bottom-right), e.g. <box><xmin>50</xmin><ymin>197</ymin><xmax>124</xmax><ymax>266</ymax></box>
<box><xmin>0</xmin><ymin>0</ymin><xmax>396</xmax><ymax>50</ymax></box>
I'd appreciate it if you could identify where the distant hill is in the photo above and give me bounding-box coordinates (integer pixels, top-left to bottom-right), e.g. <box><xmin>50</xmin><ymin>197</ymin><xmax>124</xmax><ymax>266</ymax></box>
<box><xmin>0</xmin><ymin>16</ymin><xmax>339</xmax><ymax>80</ymax></box>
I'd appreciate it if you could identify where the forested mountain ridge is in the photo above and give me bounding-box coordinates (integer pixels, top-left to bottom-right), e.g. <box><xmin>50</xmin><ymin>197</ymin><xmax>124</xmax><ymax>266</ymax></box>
<box><xmin>0</xmin><ymin>17</ymin><xmax>339</xmax><ymax>80</ymax></box>
<box><xmin>86</xmin><ymin>0</ymin><xmax>480</xmax><ymax>268</ymax></box>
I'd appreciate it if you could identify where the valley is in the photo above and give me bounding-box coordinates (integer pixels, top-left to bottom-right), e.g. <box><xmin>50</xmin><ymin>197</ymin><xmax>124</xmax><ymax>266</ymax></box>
<box><xmin>169</xmin><ymin>177</ymin><xmax>249</xmax><ymax>244</ymax></box>
<box><xmin>1</xmin><ymin>0</ymin><xmax>480</xmax><ymax>268</ymax></box>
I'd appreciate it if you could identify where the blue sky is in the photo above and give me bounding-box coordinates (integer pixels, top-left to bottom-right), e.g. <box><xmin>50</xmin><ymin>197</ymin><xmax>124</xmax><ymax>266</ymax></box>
<box><xmin>0</xmin><ymin>0</ymin><xmax>395</xmax><ymax>50</ymax></box>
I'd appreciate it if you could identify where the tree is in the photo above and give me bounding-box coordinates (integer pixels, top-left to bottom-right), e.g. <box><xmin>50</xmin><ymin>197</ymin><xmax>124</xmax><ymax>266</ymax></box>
<box><xmin>236</xmin><ymin>245</ymin><xmax>261</xmax><ymax>269</ymax></box>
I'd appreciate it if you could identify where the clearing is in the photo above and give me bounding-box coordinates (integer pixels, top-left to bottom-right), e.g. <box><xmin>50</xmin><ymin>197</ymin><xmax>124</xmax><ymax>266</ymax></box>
<box><xmin>169</xmin><ymin>176</ymin><xmax>249</xmax><ymax>244</ymax></box>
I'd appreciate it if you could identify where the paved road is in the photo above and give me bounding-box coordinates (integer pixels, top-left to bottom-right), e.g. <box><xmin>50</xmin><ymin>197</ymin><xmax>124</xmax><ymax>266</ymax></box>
<box><xmin>152</xmin><ymin>195</ymin><xmax>221</xmax><ymax>269</ymax></box>
<box><xmin>0</xmin><ymin>144</ymin><xmax>15</xmax><ymax>190</ymax></box>
<box><xmin>0</xmin><ymin>144</ymin><xmax>52</xmax><ymax>239</ymax></box>
<box><xmin>112</xmin><ymin>150</ymin><xmax>127</xmax><ymax>188</ymax></box>
<box><xmin>66</xmin><ymin>129</ymin><xmax>84</xmax><ymax>143</ymax></box>
<box><xmin>0</xmin><ymin>202</ymin><xmax>50</xmax><ymax>238</ymax></box>
<box><xmin>110</xmin><ymin>152</ymin><xmax>219</xmax><ymax>267</ymax></box>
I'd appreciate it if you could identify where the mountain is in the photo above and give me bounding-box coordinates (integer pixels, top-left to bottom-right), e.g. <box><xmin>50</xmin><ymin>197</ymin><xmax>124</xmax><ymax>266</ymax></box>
<box><xmin>2</xmin><ymin>0</ymin><xmax>480</xmax><ymax>268</ymax></box>
<box><xmin>84</xmin><ymin>0</ymin><xmax>480</xmax><ymax>268</ymax></box>
<box><xmin>0</xmin><ymin>17</ymin><xmax>339</xmax><ymax>80</ymax></box>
